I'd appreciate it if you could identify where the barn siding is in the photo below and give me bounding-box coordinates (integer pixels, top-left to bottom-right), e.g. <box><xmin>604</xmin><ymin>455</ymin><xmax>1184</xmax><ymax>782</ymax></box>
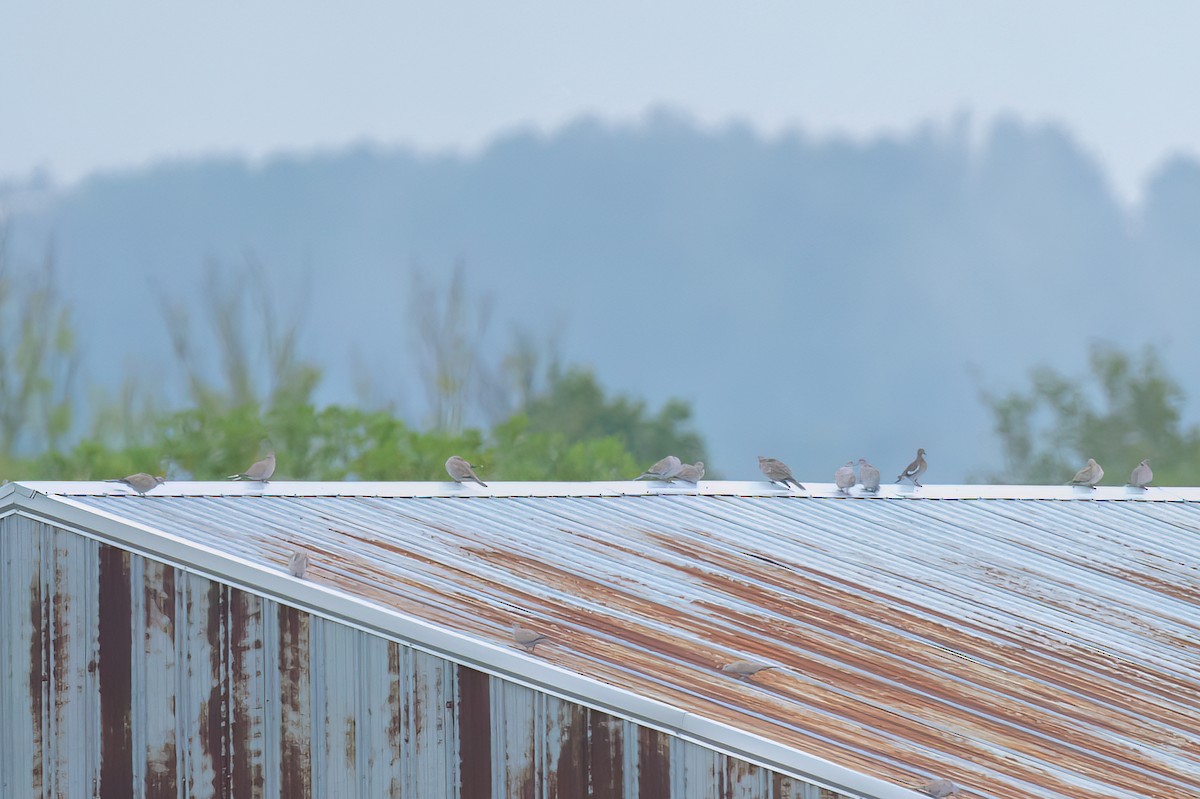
<box><xmin>0</xmin><ymin>516</ymin><xmax>841</xmax><ymax>798</ymax></box>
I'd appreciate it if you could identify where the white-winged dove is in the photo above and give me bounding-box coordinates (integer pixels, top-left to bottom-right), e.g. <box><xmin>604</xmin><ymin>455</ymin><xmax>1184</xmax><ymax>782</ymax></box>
<box><xmin>511</xmin><ymin>622</ymin><xmax>549</xmax><ymax>652</ymax></box>
<box><xmin>288</xmin><ymin>549</ymin><xmax>309</xmax><ymax>579</ymax></box>
<box><xmin>230</xmin><ymin>451</ymin><xmax>276</xmax><ymax>482</ymax></box>
<box><xmin>758</xmin><ymin>456</ymin><xmax>804</xmax><ymax>490</ymax></box>
<box><xmin>895</xmin><ymin>448</ymin><xmax>927</xmax><ymax>486</ymax></box>
<box><xmin>916</xmin><ymin>778</ymin><xmax>961</xmax><ymax>797</ymax></box>
<box><xmin>858</xmin><ymin>458</ymin><xmax>881</xmax><ymax>493</ymax></box>
<box><xmin>720</xmin><ymin>659</ymin><xmax>778</xmax><ymax>679</ymax></box>
<box><xmin>835</xmin><ymin>461</ymin><xmax>855</xmax><ymax>493</ymax></box>
<box><xmin>106</xmin><ymin>473</ymin><xmax>166</xmax><ymax>496</ymax></box>
<box><xmin>1069</xmin><ymin>458</ymin><xmax>1103</xmax><ymax>488</ymax></box>
<box><xmin>1128</xmin><ymin>459</ymin><xmax>1152</xmax><ymax>489</ymax></box>
<box><xmin>636</xmin><ymin>455</ymin><xmax>683</xmax><ymax>481</ymax></box>
<box><xmin>446</xmin><ymin>455</ymin><xmax>487</xmax><ymax>487</ymax></box>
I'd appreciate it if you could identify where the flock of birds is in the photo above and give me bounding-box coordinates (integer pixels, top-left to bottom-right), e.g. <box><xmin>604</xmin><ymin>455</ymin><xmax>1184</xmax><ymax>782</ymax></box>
<box><xmin>95</xmin><ymin>447</ymin><xmax>997</xmax><ymax>796</ymax></box>
<box><xmin>104</xmin><ymin>446</ymin><xmax>1154</xmax><ymax>499</ymax></box>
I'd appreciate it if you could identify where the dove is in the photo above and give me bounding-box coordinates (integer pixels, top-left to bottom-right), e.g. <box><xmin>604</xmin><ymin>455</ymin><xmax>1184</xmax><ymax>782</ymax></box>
<box><xmin>1128</xmin><ymin>459</ymin><xmax>1152</xmax><ymax>489</ymax></box>
<box><xmin>106</xmin><ymin>473</ymin><xmax>166</xmax><ymax>496</ymax></box>
<box><xmin>674</xmin><ymin>461</ymin><xmax>705</xmax><ymax>483</ymax></box>
<box><xmin>636</xmin><ymin>455</ymin><xmax>683</xmax><ymax>481</ymax></box>
<box><xmin>511</xmin><ymin>622</ymin><xmax>548</xmax><ymax>652</ymax></box>
<box><xmin>720</xmin><ymin>659</ymin><xmax>777</xmax><ymax>679</ymax></box>
<box><xmin>288</xmin><ymin>549</ymin><xmax>309</xmax><ymax>579</ymax></box>
<box><xmin>916</xmin><ymin>778</ymin><xmax>962</xmax><ymax>797</ymax></box>
<box><xmin>446</xmin><ymin>455</ymin><xmax>487</xmax><ymax>487</ymax></box>
<box><xmin>758</xmin><ymin>456</ymin><xmax>804</xmax><ymax>490</ymax></box>
<box><xmin>895</xmin><ymin>448</ymin><xmax>927</xmax><ymax>486</ymax></box>
<box><xmin>858</xmin><ymin>458</ymin><xmax>881</xmax><ymax>493</ymax></box>
<box><xmin>229</xmin><ymin>451</ymin><xmax>276</xmax><ymax>482</ymax></box>
<box><xmin>1069</xmin><ymin>458</ymin><xmax>1103</xmax><ymax>488</ymax></box>
<box><xmin>835</xmin><ymin>461</ymin><xmax>855</xmax><ymax>493</ymax></box>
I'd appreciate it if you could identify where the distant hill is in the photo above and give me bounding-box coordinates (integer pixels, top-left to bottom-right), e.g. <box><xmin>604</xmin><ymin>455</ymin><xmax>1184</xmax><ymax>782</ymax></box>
<box><xmin>5</xmin><ymin>110</ymin><xmax>1200</xmax><ymax>481</ymax></box>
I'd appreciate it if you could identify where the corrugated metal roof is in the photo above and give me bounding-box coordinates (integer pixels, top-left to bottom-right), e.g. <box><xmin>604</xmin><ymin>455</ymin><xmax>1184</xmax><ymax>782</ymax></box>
<box><xmin>5</xmin><ymin>480</ymin><xmax>1200</xmax><ymax>799</ymax></box>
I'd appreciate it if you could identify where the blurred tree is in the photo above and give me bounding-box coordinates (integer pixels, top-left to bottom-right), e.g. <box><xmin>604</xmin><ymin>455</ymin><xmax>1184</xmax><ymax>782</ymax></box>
<box><xmin>485</xmin><ymin>413</ymin><xmax>639</xmax><ymax>480</ymax></box>
<box><xmin>6</xmin><ymin>256</ymin><xmax>709</xmax><ymax>483</ymax></box>
<box><xmin>410</xmin><ymin>262</ymin><xmax>505</xmax><ymax>432</ymax></box>
<box><xmin>520</xmin><ymin>367</ymin><xmax>707</xmax><ymax>470</ymax></box>
<box><xmin>0</xmin><ymin>233</ymin><xmax>77</xmax><ymax>465</ymax></box>
<box><xmin>980</xmin><ymin>342</ymin><xmax>1200</xmax><ymax>485</ymax></box>
<box><xmin>154</xmin><ymin>258</ymin><xmax>320</xmax><ymax>477</ymax></box>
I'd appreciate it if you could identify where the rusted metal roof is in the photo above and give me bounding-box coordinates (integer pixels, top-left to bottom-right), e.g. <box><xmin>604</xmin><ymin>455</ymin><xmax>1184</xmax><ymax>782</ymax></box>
<box><xmin>5</xmin><ymin>480</ymin><xmax>1200</xmax><ymax>799</ymax></box>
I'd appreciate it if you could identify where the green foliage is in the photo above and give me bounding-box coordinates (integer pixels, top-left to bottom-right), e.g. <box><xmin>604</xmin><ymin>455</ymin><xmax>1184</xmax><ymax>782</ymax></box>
<box><xmin>520</xmin><ymin>367</ymin><xmax>707</xmax><ymax>471</ymax></box>
<box><xmin>981</xmin><ymin>343</ymin><xmax>1200</xmax><ymax>485</ymax></box>
<box><xmin>486</xmin><ymin>414</ymin><xmax>639</xmax><ymax>480</ymax></box>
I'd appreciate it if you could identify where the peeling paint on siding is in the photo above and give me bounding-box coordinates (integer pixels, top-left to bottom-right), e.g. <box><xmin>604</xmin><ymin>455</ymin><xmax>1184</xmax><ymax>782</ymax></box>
<box><xmin>277</xmin><ymin>603</ymin><xmax>310</xmax><ymax>797</ymax></box>
<box><xmin>457</xmin><ymin>665</ymin><xmax>491</xmax><ymax>799</ymax></box>
<box><xmin>139</xmin><ymin>557</ymin><xmax>178</xmax><ymax>799</ymax></box>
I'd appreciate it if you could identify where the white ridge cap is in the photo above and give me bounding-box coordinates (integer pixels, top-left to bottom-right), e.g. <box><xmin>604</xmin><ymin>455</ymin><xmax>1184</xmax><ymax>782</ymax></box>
<box><xmin>8</xmin><ymin>479</ymin><xmax>1198</xmax><ymax>501</ymax></box>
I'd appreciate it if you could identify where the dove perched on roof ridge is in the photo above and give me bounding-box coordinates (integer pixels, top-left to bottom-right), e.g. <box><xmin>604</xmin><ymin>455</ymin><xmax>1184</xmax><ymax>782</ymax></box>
<box><xmin>229</xmin><ymin>451</ymin><xmax>275</xmax><ymax>482</ymax></box>
<box><xmin>446</xmin><ymin>455</ymin><xmax>487</xmax><ymax>487</ymax></box>
<box><xmin>1128</xmin><ymin>459</ymin><xmax>1152</xmax><ymax>489</ymax></box>
<box><xmin>1069</xmin><ymin>458</ymin><xmax>1103</xmax><ymax>488</ymax></box>
<box><xmin>106</xmin><ymin>473</ymin><xmax>166</xmax><ymax>496</ymax></box>
<box><xmin>857</xmin><ymin>458</ymin><xmax>881</xmax><ymax>493</ymax></box>
<box><xmin>674</xmin><ymin>461</ymin><xmax>705</xmax><ymax>483</ymax></box>
<box><xmin>288</xmin><ymin>549</ymin><xmax>309</xmax><ymax>579</ymax></box>
<box><xmin>636</xmin><ymin>455</ymin><xmax>683</xmax><ymax>481</ymax></box>
<box><xmin>511</xmin><ymin>622</ymin><xmax>548</xmax><ymax>652</ymax></box>
<box><xmin>894</xmin><ymin>448</ymin><xmax>927</xmax><ymax>486</ymax></box>
<box><xmin>835</xmin><ymin>461</ymin><xmax>855</xmax><ymax>493</ymax></box>
<box><xmin>758</xmin><ymin>456</ymin><xmax>804</xmax><ymax>490</ymax></box>
<box><xmin>720</xmin><ymin>659</ymin><xmax>777</xmax><ymax>679</ymax></box>
<box><xmin>916</xmin><ymin>777</ymin><xmax>962</xmax><ymax>797</ymax></box>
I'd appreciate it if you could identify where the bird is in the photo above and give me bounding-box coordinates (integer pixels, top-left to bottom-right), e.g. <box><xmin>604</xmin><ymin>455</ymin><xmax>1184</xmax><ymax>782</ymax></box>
<box><xmin>636</xmin><ymin>455</ymin><xmax>683</xmax><ymax>481</ymax></box>
<box><xmin>1128</xmin><ymin>459</ymin><xmax>1152</xmax><ymax>489</ymax></box>
<box><xmin>511</xmin><ymin>622</ymin><xmax>548</xmax><ymax>652</ymax></box>
<box><xmin>858</xmin><ymin>458</ymin><xmax>881</xmax><ymax>493</ymax></box>
<box><xmin>106</xmin><ymin>473</ymin><xmax>165</xmax><ymax>496</ymax></box>
<box><xmin>674</xmin><ymin>461</ymin><xmax>705</xmax><ymax>483</ymax></box>
<box><xmin>288</xmin><ymin>549</ymin><xmax>309</xmax><ymax>579</ymax></box>
<box><xmin>835</xmin><ymin>461</ymin><xmax>856</xmax><ymax>493</ymax></box>
<box><xmin>446</xmin><ymin>455</ymin><xmax>487</xmax><ymax>487</ymax></box>
<box><xmin>758</xmin><ymin>456</ymin><xmax>804</xmax><ymax>490</ymax></box>
<box><xmin>229</xmin><ymin>450</ymin><xmax>276</xmax><ymax>482</ymax></box>
<box><xmin>1069</xmin><ymin>458</ymin><xmax>1104</xmax><ymax>489</ymax></box>
<box><xmin>895</xmin><ymin>448</ymin><xmax>927</xmax><ymax>487</ymax></box>
<box><xmin>720</xmin><ymin>659</ymin><xmax>777</xmax><ymax>679</ymax></box>
<box><xmin>916</xmin><ymin>778</ymin><xmax>962</xmax><ymax>797</ymax></box>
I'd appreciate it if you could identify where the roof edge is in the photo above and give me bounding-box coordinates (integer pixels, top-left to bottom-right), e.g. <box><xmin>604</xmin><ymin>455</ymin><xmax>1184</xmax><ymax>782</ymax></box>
<box><xmin>7</xmin><ymin>479</ymin><xmax>1194</xmax><ymax>501</ymax></box>
<box><xmin>3</xmin><ymin>489</ymin><xmax>926</xmax><ymax>799</ymax></box>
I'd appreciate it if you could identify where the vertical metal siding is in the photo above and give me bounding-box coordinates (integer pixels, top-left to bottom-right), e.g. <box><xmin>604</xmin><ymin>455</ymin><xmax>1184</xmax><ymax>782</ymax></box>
<box><xmin>135</xmin><ymin>554</ymin><xmax>179</xmax><ymax>799</ymax></box>
<box><xmin>275</xmin><ymin>602</ymin><xmax>311</xmax><ymax>797</ymax></box>
<box><xmin>0</xmin><ymin>514</ymin><xmax>40</xmax><ymax>798</ymax></box>
<box><xmin>54</xmin><ymin>521</ymin><xmax>103</xmax><ymax>798</ymax></box>
<box><xmin>179</xmin><ymin>571</ymin><xmax>219</xmax><ymax>799</ymax></box>
<box><xmin>0</xmin><ymin>515</ymin><xmax>842</xmax><ymax>799</ymax></box>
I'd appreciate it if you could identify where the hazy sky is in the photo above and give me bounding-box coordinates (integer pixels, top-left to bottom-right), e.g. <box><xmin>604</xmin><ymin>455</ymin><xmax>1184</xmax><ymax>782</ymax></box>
<box><xmin>3</xmin><ymin>2</ymin><xmax>1197</xmax><ymax>201</ymax></box>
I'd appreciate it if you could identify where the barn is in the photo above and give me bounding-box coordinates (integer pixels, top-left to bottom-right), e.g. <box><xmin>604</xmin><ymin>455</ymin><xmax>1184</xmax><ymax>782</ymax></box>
<box><xmin>2</xmin><ymin>479</ymin><xmax>1198</xmax><ymax>798</ymax></box>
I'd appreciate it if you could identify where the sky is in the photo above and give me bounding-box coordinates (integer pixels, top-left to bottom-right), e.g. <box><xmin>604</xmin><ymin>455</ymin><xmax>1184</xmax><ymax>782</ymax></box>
<box><xmin>2</xmin><ymin>2</ymin><xmax>1199</xmax><ymax>203</ymax></box>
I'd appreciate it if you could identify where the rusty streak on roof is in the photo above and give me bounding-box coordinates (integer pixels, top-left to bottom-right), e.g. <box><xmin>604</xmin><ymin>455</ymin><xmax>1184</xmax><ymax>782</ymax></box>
<box><xmin>6</xmin><ymin>481</ymin><xmax>1200</xmax><ymax>799</ymax></box>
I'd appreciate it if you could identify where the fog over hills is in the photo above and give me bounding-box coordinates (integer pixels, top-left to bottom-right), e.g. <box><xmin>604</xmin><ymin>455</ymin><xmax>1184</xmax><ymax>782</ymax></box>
<box><xmin>4</xmin><ymin>110</ymin><xmax>1200</xmax><ymax>481</ymax></box>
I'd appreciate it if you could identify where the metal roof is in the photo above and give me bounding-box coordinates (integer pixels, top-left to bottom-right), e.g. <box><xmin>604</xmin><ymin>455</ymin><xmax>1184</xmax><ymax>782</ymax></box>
<box><xmin>4</xmin><ymin>480</ymin><xmax>1199</xmax><ymax>799</ymax></box>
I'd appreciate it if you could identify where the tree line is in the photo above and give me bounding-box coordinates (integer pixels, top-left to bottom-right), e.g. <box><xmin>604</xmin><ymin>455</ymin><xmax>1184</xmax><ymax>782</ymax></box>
<box><xmin>3</xmin><ymin>235</ymin><xmax>1196</xmax><ymax>486</ymax></box>
<box><xmin>0</xmin><ymin>246</ymin><xmax>706</xmax><ymax>483</ymax></box>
